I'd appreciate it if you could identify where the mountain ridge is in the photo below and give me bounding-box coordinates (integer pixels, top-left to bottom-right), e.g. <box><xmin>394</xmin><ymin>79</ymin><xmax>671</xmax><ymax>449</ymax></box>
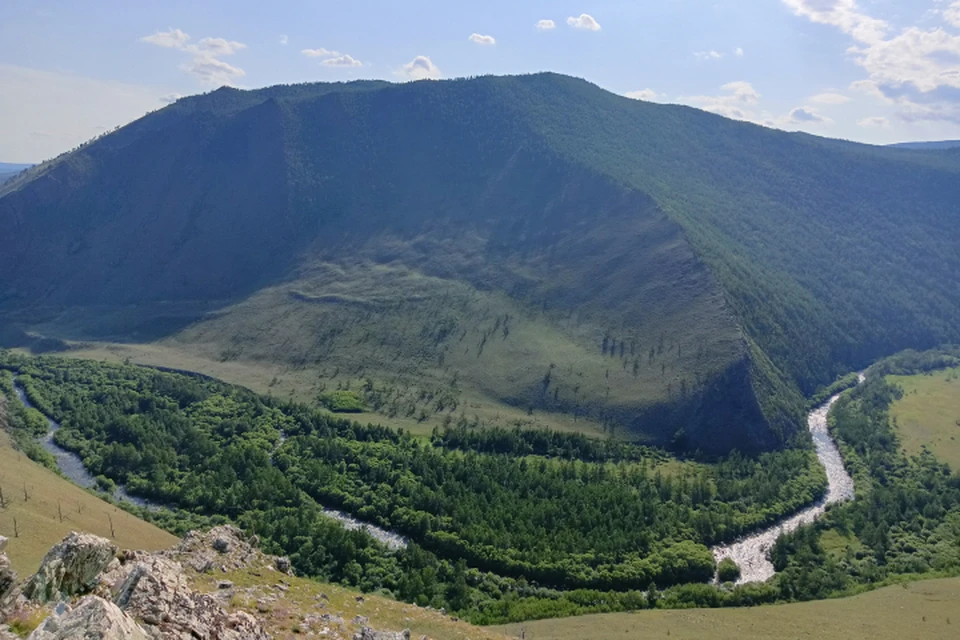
<box><xmin>2</xmin><ymin>72</ymin><xmax>959</xmax><ymax>452</ymax></box>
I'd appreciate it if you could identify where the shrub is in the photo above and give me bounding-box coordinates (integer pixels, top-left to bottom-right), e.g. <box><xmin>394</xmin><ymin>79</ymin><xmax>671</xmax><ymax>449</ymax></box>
<box><xmin>717</xmin><ymin>557</ymin><xmax>741</xmax><ymax>583</ymax></box>
<box><xmin>319</xmin><ymin>390</ymin><xmax>365</xmax><ymax>413</ymax></box>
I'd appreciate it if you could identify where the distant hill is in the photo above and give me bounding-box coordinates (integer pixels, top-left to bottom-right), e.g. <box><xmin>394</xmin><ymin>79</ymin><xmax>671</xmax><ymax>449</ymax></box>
<box><xmin>1</xmin><ymin>74</ymin><xmax>959</xmax><ymax>453</ymax></box>
<box><xmin>0</xmin><ymin>163</ymin><xmax>31</xmax><ymax>185</ymax></box>
<box><xmin>888</xmin><ymin>140</ymin><xmax>960</xmax><ymax>150</ymax></box>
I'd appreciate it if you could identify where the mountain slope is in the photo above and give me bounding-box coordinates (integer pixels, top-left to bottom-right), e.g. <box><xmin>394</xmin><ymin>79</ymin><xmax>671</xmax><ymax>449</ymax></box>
<box><xmin>2</xmin><ymin>74</ymin><xmax>959</xmax><ymax>452</ymax></box>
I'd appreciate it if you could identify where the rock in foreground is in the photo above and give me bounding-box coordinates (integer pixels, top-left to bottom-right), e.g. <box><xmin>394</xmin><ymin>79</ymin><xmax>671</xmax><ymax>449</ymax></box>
<box><xmin>24</xmin><ymin>532</ymin><xmax>118</xmax><ymax>604</ymax></box>
<box><xmin>28</xmin><ymin>595</ymin><xmax>149</xmax><ymax>640</ymax></box>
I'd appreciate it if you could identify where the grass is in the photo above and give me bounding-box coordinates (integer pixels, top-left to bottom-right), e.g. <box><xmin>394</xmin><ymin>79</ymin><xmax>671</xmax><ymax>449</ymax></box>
<box><xmin>888</xmin><ymin>367</ymin><xmax>960</xmax><ymax>469</ymax></box>
<box><xmin>54</xmin><ymin>341</ymin><xmax>615</xmax><ymax>439</ymax></box>
<box><xmin>0</xmin><ymin>427</ymin><xmax>178</xmax><ymax>576</ymax></box>
<box><xmin>191</xmin><ymin>560</ymin><xmax>508</xmax><ymax>640</ymax></box>
<box><xmin>493</xmin><ymin>578</ymin><xmax>960</xmax><ymax>639</ymax></box>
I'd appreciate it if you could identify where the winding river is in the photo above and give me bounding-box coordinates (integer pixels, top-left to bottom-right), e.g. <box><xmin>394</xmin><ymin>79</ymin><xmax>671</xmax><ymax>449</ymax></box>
<box><xmin>13</xmin><ymin>381</ymin><xmax>159</xmax><ymax>509</ymax></box>
<box><xmin>710</xmin><ymin>377</ymin><xmax>860</xmax><ymax>583</ymax></box>
<box><xmin>12</xmin><ymin>377</ymin><xmax>408</xmax><ymax>548</ymax></box>
<box><xmin>12</xmin><ymin>373</ymin><xmax>857</xmax><ymax>569</ymax></box>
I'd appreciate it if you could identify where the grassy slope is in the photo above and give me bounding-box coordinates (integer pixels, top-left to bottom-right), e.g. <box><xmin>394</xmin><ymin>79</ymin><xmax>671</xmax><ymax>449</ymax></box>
<box><xmin>493</xmin><ymin>578</ymin><xmax>960</xmax><ymax>639</ymax></box>
<box><xmin>0</xmin><ymin>425</ymin><xmax>178</xmax><ymax>575</ymax></box>
<box><xmin>888</xmin><ymin>366</ymin><xmax>960</xmax><ymax>470</ymax></box>
<box><xmin>52</xmin><ymin>343</ymin><xmax>611</xmax><ymax>438</ymax></box>
<box><xmin>192</xmin><ymin>565</ymin><xmax>507</xmax><ymax>640</ymax></box>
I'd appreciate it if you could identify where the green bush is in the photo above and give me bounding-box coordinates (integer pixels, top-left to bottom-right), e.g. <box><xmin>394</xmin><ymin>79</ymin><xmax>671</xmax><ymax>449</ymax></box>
<box><xmin>319</xmin><ymin>390</ymin><xmax>365</xmax><ymax>413</ymax></box>
<box><xmin>717</xmin><ymin>557</ymin><xmax>741</xmax><ymax>583</ymax></box>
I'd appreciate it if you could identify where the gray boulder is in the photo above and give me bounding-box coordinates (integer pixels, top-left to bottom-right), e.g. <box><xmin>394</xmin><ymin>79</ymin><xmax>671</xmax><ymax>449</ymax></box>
<box><xmin>108</xmin><ymin>555</ymin><xmax>269</xmax><ymax>640</ymax></box>
<box><xmin>0</xmin><ymin>552</ymin><xmax>18</xmax><ymax>620</ymax></box>
<box><xmin>24</xmin><ymin>532</ymin><xmax>118</xmax><ymax>604</ymax></box>
<box><xmin>28</xmin><ymin>595</ymin><xmax>149</xmax><ymax>640</ymax></box>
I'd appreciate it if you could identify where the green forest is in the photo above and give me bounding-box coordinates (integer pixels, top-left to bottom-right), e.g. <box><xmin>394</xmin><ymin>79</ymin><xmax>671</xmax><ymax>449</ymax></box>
<box><xmin>2</xmin><ymin>348</ymin><xmax>960</xmax><ymax>623</ymax></box>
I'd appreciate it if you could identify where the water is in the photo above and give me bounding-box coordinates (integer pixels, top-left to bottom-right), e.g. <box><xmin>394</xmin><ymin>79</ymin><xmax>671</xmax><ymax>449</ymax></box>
<box><xmin>710</xmin><ymin>378</ymin><xmax>860</xmax><ymax>584</ymax></box>
<box><xmin>13</xmin><ymin>379</ymin><xmax>159</xmax><ymax>509</ymax></box>
<box><xmin>319</xmin><ymin>507</ymin><xmax>409</xmax><ymax>550</ymax></box>
<box><xmin>271</xmin><ymin>431</ymin><xmax>408</xmax><ymax>550</ymax></box>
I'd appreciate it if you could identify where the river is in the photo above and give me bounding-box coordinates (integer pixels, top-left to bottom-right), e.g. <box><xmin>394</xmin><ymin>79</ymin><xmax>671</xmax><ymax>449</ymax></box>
<box><xmin>13</xmin><ymin>381</ymin><xmax>159</xmax><ymax>509</ymax></box>
<box><xmin>710</xmin><ymin>377</ymin><xmax>860</xmax><ymax>583</ymax></box>
<box><xmin>12</xmin><ymin>377</ymin><xmax>408</xmax><ymax>548</ymax></box>
<box><xmin>12</xmin><ymin>373</ymin><xmax>856</xmax><ymax>565</ymax></box>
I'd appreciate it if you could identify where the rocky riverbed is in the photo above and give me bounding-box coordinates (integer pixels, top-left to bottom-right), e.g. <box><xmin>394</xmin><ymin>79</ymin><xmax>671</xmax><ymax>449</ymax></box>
<box><xmin>710</xmin><ymin>379</ymin><xmax>859</xmax><ymax>583</ymax></box>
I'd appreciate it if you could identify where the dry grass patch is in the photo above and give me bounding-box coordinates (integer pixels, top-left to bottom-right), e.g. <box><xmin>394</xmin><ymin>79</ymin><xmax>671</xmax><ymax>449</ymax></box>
<box><xmin>0</xmin><ymin>429</ymin><xmax>177</xmax><ymax>576</ymax></box>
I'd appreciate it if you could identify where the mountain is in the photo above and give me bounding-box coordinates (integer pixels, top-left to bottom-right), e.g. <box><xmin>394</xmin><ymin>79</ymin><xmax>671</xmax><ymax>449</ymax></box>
<box><xmin>1</xmin><ymin>74</ymin><xmax>959</xmax><ymax>453</ymax></box>
<box><xmin>888</xmin><ymin>140</ymin><xmax>960</xmax><ymax>150</ymax></box>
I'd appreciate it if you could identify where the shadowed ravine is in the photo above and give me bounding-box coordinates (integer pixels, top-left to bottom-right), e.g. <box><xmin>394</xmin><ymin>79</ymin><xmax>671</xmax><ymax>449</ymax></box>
<box><xmin>710</xmin><ymin>376</ymin><xmax>861</xmax><ymax>583</ymax></box>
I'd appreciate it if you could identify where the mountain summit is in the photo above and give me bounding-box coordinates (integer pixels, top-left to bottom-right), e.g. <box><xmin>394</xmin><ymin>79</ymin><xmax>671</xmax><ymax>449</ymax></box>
<box><xmin>2</xmin><ymin>73</ymin><xmax>959</xmax><ymax>452</ymax></box>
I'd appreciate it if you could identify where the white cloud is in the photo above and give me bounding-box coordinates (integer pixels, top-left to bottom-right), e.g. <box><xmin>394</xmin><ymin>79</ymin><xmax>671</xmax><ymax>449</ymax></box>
<box><xmin>735</xmin><ymin>47</ymin><xmax>744</xmax><ymax>57</ymax></box>
<box><xmin>398</xmin><ymin>55</ymin><xmax>441</xmax><ymax>81</ymax></box>
<box><xmin>783</xmin><ymin>0</ymin><xmax>960</xmax><ymax>125</ymax></box>
<box><xmin>808</xmin><ymin>92</ymin><xmax>852</xmax><ymax>105</ymax></box>
<box><xmin>196</xmin><ymin>37</ymin><xmax>246</xmax><ymax>56</ymax></box>
<box><xmin>469</xmin><ymin>33</ymin><xmax>496</xmax><ymax>46</ymax></box>
<box><xmin>140</xmin><ymin>28</ymin><xmax>190</xmax><ymax>49</ymax></box>
<box><xmin>683</xmin><ymin>81</ymin><xmax>762</xmax><ymax>121</ymax></box>
<box><xmin>785</xmin><ymin>106</ymin><xmax>832</xmax><ymax>124</ymax></box>
<box><xmin>625</xmin><ymin>89</ymin><xmax>660</xmax><ymax>101</ymax></box>
<box><xmin>141</xmin><ymin>28</ymin><xmax>246</xmax><ymax>86</ymax></box>
<box><xmin>159</xmin><ymin>93</ymin><xmax>182</xmax><ymax>104</ymax></box>
<box><xmin>781</xmin><ymin>0</ymin><xmax>888</xmax><ymax>44</ymax></box>
<box><xmin>535</xmin><ymin>19</ymin><xmax>556</xmax><ymax>31</ymax></box>
<box><xmin>321</xmin><ymin>54</ymin><xmax>363</xmax><ymax>68</ymax></box>
<box><xmin>279</xmin><ymin>35</ymin><xmax>289</xmax><ymax>46</ymax></box>
<box><xmin>858</xmin><ymin>116</ymin><xmax>890</xmax><ymax>128</ymax></box>
<box><xmin>181</xmin><ymin>55</ymin><xmax>245</xmax><ymax>85</ymax></box>
<box><xmin>694</xmin><ymin>50</ymin><xmax>724</xmax><ymax>60</ymax></box>
<box><xmin>567</xmin><ymin>14</ymin><xmax>601</xmax><ymax>31</ymax></box>
<box><xmin>302</xmin><ymin>48</ymin><xmax>340</xmax><ymax>58</ymax></box>
<box><xmin>944</xmin><ymin>2</ymin><xmax>960</xmax><ymax>28</ymax></box>
<box><xmin>0</xmin><ymin>64</ymin><xmax>171</xmax><ymax>162</ymax></box>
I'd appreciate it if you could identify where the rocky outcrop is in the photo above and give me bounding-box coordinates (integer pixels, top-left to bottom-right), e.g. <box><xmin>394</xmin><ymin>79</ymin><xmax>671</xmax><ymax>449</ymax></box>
<box><xmin>103</xmin><ymin>553</ymin><xmax>269</xmax><ymax>640</ymax></box>
<box><xmin>164</xmin><ymin>526</ymin><xmax>262</xmax><ymax>575</ymax></box>
<box><xmin>353</xmin><ymin>628</ymin><xmax>411</xmax><ymax>640</ymax></box>
<box><xmin>28</xmin><ymin>595</ymin><xmax>149</xmax><ymax>640</ymax></box>
<box><xmin>24</xmin><ymin>532</ymin><xmax>118</xmax><ymax>604</ymax></box>
<box><xmin>0</xmin><ymin>538</ymin><xmax>19</xmax><ymax>621</ymax></box>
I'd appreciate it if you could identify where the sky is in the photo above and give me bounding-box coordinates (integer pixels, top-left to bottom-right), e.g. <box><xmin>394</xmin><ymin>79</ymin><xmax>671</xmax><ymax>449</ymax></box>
<box><xmin>3</xmin><ymin>0</ymin><xmax>960</xmax><ymax>162</ymax></box>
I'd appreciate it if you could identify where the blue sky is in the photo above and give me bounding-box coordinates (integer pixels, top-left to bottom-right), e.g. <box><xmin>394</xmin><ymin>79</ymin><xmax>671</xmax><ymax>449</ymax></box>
<box><xmin>2</xmin><ymin>0</ymin><xmax>960</xmax><ymax>162</ymax></box>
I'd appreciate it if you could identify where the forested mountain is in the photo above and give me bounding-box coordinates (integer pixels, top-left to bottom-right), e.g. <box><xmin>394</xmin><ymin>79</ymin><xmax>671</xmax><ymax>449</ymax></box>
<box><xmin>1</xmin><ymin>73</ymin><xmax>959</xmax><ymax>452</ymax></box>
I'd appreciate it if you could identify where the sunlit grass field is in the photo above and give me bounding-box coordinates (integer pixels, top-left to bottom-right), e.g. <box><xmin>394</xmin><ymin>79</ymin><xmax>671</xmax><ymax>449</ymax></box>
<box><xmin>0</xmin><ymin>428</ymin><xmax>177</xmax><ymax>575</ymax></box>
<box><xmin>888</xmin><ymin>366</ymin><xmax>960</xmax><ymax>470</ymax></box>
<box><xmin>493</xmin><ymin>578</ymin><xmax>960</xmax><ymax>640</ymax></box>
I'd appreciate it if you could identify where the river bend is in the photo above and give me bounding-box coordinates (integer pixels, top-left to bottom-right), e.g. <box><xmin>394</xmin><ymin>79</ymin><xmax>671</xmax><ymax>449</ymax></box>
<box><xmin>710</xmin><ymin>379</ymin><xmax>859</xmax><ymax>583</ymax></box>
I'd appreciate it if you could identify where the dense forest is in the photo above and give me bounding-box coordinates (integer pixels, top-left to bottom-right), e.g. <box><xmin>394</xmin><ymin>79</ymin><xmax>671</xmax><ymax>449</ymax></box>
<box><xmin>0</xmin><ymin>351</ymin><xmax>828</xmax><ymax>621</ymax></box>
<box><xmin>3</xmin><ymin>349</ymin><xmax>960</xmax><ymax>622</ymax></box>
